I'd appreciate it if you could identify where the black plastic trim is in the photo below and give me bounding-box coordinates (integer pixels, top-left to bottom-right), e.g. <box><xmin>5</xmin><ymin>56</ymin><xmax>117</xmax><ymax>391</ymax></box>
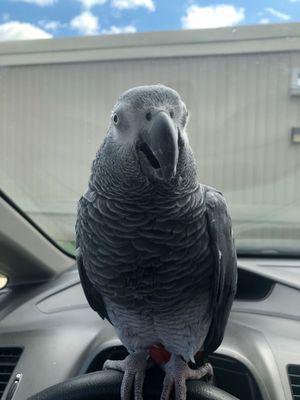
<box><xmin>235</xmin><ymin>269</ymin><xmax>275</xmax><ymax>301</ymax></box>
<box><xmin>0</xmin><ymin>188</ymin><xmax>74</xmax><ymax>259</ymax></box>
<box><xmin>0</xmin><ymin>347</ymin><xmax>23</xmax><ymax>399</ymax></box>
<box><xmin>287</xmin><ymin>364</ymin><xmax>300</xmax><ymax>400</ymax></box>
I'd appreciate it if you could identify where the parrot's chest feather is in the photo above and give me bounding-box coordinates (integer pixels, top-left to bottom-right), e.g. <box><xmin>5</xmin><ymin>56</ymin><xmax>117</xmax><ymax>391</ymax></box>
<box><xmin>85</xmin><ymin>185</ymin><xmax>213</xmax><ymax>310</ymax></box>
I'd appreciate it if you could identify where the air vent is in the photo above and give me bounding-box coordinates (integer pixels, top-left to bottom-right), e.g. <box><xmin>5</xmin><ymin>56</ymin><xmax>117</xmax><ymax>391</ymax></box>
<box><xmin>0</xmin><ymin>348</ymin><xmax>23</xmax><ymax>399</ymax></box>
<box><xmin>287</xmin><ymin>364</ymin><xmax>300</xmax><ymax>399</ymax></box>
<box><xmin>86</xmin><ymin>346</ymin><xmax>263</xmax><ymax>400</ymax></box>
<box><xmin>235</xmin><ymin>269</ymin><xmax>274</xmax><ymax>301</ymax></box>
<box><xmin>208</xmin><ymin>354</ymin><xmax>263</xmax><ymax>400</ymax></box>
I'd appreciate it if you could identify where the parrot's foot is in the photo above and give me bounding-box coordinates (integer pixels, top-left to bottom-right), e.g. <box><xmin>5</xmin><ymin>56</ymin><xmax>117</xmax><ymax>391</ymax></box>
<box><xmin>103</xmin><ymin>352</ymin><xmax>151</xmax><ymax>400</ymax></box>
<box><xmin>160</xmin><ymin>354</ymin><xmax>213</xmax><ymax>400</ymax></box>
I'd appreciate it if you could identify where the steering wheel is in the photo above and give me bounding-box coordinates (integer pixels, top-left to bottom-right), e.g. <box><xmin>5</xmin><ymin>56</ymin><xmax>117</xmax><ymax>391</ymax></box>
<box><xmin>27</xmin><ymin>367</ymin><xmax>238</xmax><ymax>400</ymax></box>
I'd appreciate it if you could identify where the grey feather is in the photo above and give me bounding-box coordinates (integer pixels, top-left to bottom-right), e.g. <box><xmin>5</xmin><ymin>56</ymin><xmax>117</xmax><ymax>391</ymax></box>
<box><xmin>76</xmin><ymin>247</ymin><xmax>111</xmax><ymax>323</ymax></box>
<box><xmin>202</xmin><ymin>186</ymin><xmax>238</xmax><ymax>354</ymax></box>
<box><xmin>76</xmin><ymin>85</ymin><xmax>237</xmax><ymax>361</ymax></box>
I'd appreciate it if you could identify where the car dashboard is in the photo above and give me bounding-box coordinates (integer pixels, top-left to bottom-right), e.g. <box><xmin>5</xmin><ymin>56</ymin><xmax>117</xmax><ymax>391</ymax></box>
<box><xmin>0</xmin><ymin>258</ymin><xmax>299</xmax><ymax>400</ymax></box>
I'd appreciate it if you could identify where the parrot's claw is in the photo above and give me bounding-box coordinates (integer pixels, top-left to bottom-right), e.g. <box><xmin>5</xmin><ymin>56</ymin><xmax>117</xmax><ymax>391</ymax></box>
<box><xmin>103</xmin><ymin>352</ymin><xmax>150</xmax><ymax>400</ymax></box>
<box><xmin>160</xmin><ymin>354</ymin><xmax>213</xmax><ymax>400</ymax></box>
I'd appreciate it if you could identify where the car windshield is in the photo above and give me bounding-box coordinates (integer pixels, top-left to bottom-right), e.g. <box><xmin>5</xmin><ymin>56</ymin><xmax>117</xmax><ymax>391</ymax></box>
<box><xmin>0</xmin><ymin>1</ymin><xmax>299</xmax><ymax>256</ymax></box>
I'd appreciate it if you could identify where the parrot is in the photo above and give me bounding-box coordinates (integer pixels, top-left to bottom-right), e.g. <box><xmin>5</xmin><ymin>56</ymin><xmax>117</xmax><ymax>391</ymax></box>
<box><xmin>75</xmin><ymin>84</ymin><xmax>237</xmax><ymax>400</ymax></box>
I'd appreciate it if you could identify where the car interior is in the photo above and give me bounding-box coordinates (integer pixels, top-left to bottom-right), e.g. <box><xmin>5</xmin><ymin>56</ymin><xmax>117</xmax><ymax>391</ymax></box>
<box><xmin>1</xmin><ymin>185</ymin><xmax>300</xmax><ymax>400</ymax></box>
<box><xmin>0</xmin><ymin>9</ymin><xmax>300</xmax><ymax>400</ymax></box>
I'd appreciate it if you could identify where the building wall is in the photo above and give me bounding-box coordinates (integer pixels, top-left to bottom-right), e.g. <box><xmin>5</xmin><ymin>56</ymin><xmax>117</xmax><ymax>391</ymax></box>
<box><xmin>0</xmin><ymin>29</ymin><xmax>300</xmax><ymax>251</ymax></box>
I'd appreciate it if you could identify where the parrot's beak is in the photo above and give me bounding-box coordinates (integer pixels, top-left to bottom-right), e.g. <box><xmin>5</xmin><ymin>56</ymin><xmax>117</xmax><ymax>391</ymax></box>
<box><xmin>137</xmin><ymin>111</ymin><xmax>179</xmax><ymax>181</ymax></box>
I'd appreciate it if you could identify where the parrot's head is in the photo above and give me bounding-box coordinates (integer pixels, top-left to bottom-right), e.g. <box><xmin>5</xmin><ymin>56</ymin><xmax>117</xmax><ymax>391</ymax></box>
<box><xmin>105</xmin><ymin>84</ymin><xmax>190</xmax><ymax>183</ymax></box>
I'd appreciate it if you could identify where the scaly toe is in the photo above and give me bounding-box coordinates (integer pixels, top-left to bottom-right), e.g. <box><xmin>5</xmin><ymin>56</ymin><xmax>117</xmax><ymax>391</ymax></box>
<box><xmin>188</xmin><ymin>362</ymin><xmax>213</xmax><ymax>381</ymax></box>
<box><xmin>160</xmin><ymin>374</ymin><xmax>174</xmax><ymax>400</ymax></box>
<box><xmin>103</xmin><ymin>358</ymin><xmax>126</xmax><ymax>372</ymax></box>
<box><xmin>160</xmin><ymin>355</ymin><xmax>213</xmax><ymax>400</ymax></box>
<box><xmin>103</xmin><ymin>352</ymin><xmax>149</xmax><ymax>400</ymax></box>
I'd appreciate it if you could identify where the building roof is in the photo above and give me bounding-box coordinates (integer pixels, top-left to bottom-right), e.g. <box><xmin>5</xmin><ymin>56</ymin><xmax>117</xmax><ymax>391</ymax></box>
<box><xmin>0</xmin><ymin>22</ymin><xmax>300</xmax><ymax>66</ymax></box>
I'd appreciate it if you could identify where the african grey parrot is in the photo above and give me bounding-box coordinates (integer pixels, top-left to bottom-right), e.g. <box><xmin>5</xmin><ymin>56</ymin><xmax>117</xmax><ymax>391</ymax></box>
<box><xmin>76</xmin><ymin>85</ymin><xmax>237</xmax><ymax>400</ymax></box>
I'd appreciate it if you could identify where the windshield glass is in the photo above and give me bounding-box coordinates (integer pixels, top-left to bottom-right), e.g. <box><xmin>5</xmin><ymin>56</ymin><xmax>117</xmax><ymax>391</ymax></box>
<box><xmin>0</xmin><ymin>1</ymin><xmax>299</xmax><ymax>256</ymax></box>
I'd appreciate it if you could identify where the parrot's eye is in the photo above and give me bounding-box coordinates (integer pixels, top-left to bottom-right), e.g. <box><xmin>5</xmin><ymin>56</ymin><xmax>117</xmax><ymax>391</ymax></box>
<box><xmin>113</xmin><ymin>113</ymin><xmax>119</xmax><ymax>125</ymax></box>
<box><xmin>169</xmin><ymin>110</ymin><xmax>174</xmax><ymax>119</ymax></box>
<box><xmin>145</xmin><ymin>112</ymin><xmax>152</xmax><ymax>121</ymax></box>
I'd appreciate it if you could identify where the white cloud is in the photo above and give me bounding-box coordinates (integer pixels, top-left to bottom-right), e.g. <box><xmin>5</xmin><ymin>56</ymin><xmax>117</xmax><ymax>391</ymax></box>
<box><xmin>259</xmin><ymin>18</ymin><xmax>270</xmax><ymax>25</ymax></box>
<box><xmin>2</xmin><ymin>13</ymin><xmax>10</xmax><ymax>22</ymax></box>
<box><xmin>38</xmin><ymin>20</ymin><xmax>65</xmax><ymax>31</ymax></box>
<box><xmin>77</xmin><ymin>0</ymin><xmax>107</xmax><ymax>9</ymax></box>
<box><xmin>103</xmin><ymin>24</ymin><xmax>137</xmax><ymax>34</ymax></box>
<box><xmin>182</xmin><ymin>4</ymin><xmax>245</xmax><ymax>29</ymax></box>
<box><xmin>0</xmin><ymin>20</ymin><xmax>52</xmax><ymax>41</ymax></box>
<box><xmin>112</xmin><ymin>0</ymin><xmax>155</xmax><ymax>12</ymax></box>
<box><xmin>265</xmin><ymin>8</ymin><xmax>291</xmax><ymax>21</ymax></box>
<box><xmin>70</xmin><ymin>11</ymin><xmax>99</xmax><ymax>35</ymax></box>
<box><xmin>13</xmin><ymin>0</ymin><xmax>57</xmax><ymax>6</ymax></box>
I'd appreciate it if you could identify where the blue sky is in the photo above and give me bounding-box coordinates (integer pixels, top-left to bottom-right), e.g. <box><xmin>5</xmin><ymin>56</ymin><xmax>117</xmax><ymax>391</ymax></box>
<box><xmin>0</xmin><ymin>0</ymin><xmax>300</xmax><ymax>41</ymax></box>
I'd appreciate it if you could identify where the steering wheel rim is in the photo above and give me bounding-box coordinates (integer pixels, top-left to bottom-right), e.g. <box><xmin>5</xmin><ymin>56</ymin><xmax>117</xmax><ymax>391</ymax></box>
<box><xmin>27</xmin><ymin>368</ymin><xmax>239</xmax><ymax>400</ymax></box>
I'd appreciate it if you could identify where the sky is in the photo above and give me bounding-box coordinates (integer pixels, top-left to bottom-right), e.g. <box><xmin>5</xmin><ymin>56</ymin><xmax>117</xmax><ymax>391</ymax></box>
<box><xmin>0</xmin><ymin>0</ymin><xmax>300</xmax><ymax>41</ymax></box>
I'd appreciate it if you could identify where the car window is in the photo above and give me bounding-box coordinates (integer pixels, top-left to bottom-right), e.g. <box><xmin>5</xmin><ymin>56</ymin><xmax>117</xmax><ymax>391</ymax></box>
<box><xmin>0</xmin><ymin>1</ymin><xmax>299</xmax><ymax>257</ymax></box>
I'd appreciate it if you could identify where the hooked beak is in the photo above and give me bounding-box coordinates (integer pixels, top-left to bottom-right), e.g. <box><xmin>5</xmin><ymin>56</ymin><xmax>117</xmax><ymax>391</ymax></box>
<box><xmin>137</xmin><ymin>111</ymin><xmax>179</xmax><ymax>181</ymax></box>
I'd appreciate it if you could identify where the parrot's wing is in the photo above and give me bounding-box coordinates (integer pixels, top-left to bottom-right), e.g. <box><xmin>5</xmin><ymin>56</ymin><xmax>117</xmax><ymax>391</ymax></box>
<box><xmin>203</xmin><ymin>186</ymin><xmax>238</xmax><ymax>354</ymax></box>
<box><xmin>76</xmin><ymin>248</ymin><xmax>111</xmax><ymax>323</ymax></box>
<box><xmin>76</xmin><ymin>191</ymin><xmax>111</xmax><ymax>323</ymax></box>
